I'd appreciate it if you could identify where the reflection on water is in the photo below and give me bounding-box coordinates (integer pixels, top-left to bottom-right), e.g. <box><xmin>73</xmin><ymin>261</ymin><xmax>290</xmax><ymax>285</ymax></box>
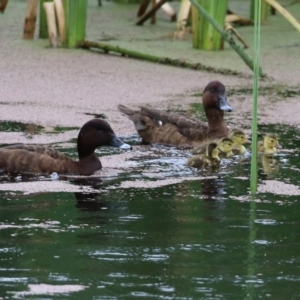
<box><xmin>0</xmin><ymin>124</ymin><xmax>299</xmax><ymax>298</ymax></box>
<box><xmin>260</xmin><ymin>154</ymin><xmax>280</xmax><ymax>179</ymax></box>
<box><xmin>75</xmin><ymin>192</ymin><xmax>110</xmax><ymax>212</ymax></box>
<box><xmin>200</xmin><ymin>177</ymin><xmax>227</xmax><ymax>201</ymax></box>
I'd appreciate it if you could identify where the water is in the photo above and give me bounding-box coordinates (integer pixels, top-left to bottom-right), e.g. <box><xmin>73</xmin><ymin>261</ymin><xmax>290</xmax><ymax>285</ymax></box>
<box><xmin>0</xmin><ymin>123</ymin><xmax>300</xmax><ymax>299</ymax></box>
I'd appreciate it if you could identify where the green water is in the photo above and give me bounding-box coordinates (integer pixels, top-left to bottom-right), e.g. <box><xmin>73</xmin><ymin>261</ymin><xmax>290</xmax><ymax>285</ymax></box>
<box><xmin>0</xmin><ymin>120</ymin><xmax>80</xmax><ymax>136</ymax></box>
<box><xmin>0</xmin><ymin>124</ymin><xmax>300</xmax><ymax>299</ymax></box>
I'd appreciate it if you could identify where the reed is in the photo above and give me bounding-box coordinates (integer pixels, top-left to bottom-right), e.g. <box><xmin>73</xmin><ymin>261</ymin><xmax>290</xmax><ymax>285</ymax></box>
<box><xmin>250</xmin><ymin>0</ymin><xmax>262</xmax><ymax>193</ymax></box>
<box><xmin>23</xmin><ymin>0</ymin><xmax>39</xmax><ymax>39</ymax></box>
<box><xmin>0</xmin><ymin>0</ymin><xmax>9</xmax><ymax>13</ymax></box>
<box><xmin>54</xmin><ymin>0</ymin><xmax>66</xmax><ymax>44</ymax></box>
<box><xmin>192</xmin><ymin>0</ymin><xmax>227</xmax><ymax>50</ymax></box>
<box><xmin>189</xmin><ymin>0</ymin><xmax>265</xmax><ymax>77</ymax></box>
<box><xmin>43</xmin><ymin>2</ymin><xmax>58</xmax><ymax>47</ymax></box>
<box><xmin>63</xmin><ymin>0</ymin><xmax>87</xmax><ymax>47</ymax></box>
<box><xmin>79</xmin><ymin>40</ymin><xmax>248</xmax><ymax>77</ymax></box>
<box><xmin>39</xmin><ymin>0</ymin><xmax>51</xmax><ymax>38</ymax></box>
<box><xmin>265</xmin><ymin>0</ymin><xmax>300</xmax><ymax>33</ymax></box>
<box><xmin>250</xmin><ymin>0</ymin><xmax>269</xmax><ymax>22</ymax></box>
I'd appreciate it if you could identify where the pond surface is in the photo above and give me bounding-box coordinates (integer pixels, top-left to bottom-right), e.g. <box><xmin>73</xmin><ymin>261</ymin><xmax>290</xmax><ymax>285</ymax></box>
<box><xmin>0</xmin><ymin>124</ymin><xmax>300</xmax><ymax>299</ymax></box>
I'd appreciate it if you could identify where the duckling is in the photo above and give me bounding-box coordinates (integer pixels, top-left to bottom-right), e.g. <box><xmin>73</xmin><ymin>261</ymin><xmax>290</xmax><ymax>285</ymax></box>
<box><xmin>187</xmin><ymin>142</ymin><xmax>220</xmax><ymax>169</ymax></box>
<box><xmin>228</xmin><ymin>128</ymin><xmax>249</xmax><ymax>155</ymax></box>
<box><xmin>258</xmin><ymin>133</ymin><xmax>282</xmax><ymax>155</ymax></box>
<box><xmin>192</xmin><ymin>137</ymin><xmax>234</xmax><ymax>158</ymax></box>
<box><xmin>118</xmin><ymin>80</ymin><xmax>232</xmax><ymax>146</ymax></box>
<box><xmin>217</xmin><ymin>137</ymin><xmax>234</xmax><ymax>158</ymax></box>
<box><xmin>0</xmin><ymin>119</ymin><xmax>131</xmax><ymax>175</ymax></box>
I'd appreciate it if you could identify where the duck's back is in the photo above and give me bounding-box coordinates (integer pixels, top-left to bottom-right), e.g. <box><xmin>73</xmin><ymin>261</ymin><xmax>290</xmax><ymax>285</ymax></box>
<box><xmin>2</xmin><ymin>144</ymin><xmax>70</xmax><ymax>161</ymax></box>
<box><xmin>119</xmin><ymin>105</ymin><xmax>209</xmax><ymax>146</ymax></box>
<box><xmin>0</xmin><ymin>148</ymin><xmax>78</xmax><ymax>174</ymax></box>
<box><xmin>149</xmin><ymin>123</ymin><xmax>204</xmax><ymax>146</ymax></box>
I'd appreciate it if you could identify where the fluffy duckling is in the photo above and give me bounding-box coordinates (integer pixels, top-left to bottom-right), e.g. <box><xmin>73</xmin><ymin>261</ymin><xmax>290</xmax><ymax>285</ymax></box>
<box><xmin>217</xmin><ymin>137</ymin><xmax>234</xmax><ymax>158</ymax></box>
<box><xmin>228</xmin><ymin>128</ymin><xmax>249</xmax><ymax>155</ymax></box>
<box><xmin>258</xmin><ymin>133</ymin><xmax>282</xmax><ymax>155</ymax></box>
<box><xmin>192</xmin><ymin>137</ymin><xmax>234</xmax><ymax>158</ymax></box>
<box><xmin>187</xmin><ymin>142</ymin><xmax>220</xmax><ymax>169</ymax></box>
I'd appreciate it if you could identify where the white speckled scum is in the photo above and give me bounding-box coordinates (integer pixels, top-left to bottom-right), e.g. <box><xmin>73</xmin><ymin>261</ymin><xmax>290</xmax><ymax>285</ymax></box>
<box><xmin>1</xmin><ymin>1</ymin><xmax>299</xmax><ymax>193</ymax></box>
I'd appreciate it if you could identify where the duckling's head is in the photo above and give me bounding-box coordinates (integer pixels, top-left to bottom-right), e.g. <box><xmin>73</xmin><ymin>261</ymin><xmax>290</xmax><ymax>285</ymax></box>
<box><xmin>206</xmin><ymin>142</ymin><xmax>220</xmax><ymax>160</ymax></box>
<box><xmin>203</xmin><ymin>81</ymin><xmax>232</xmax><ymax>112</ymax></box>
<box><xmin>228</xmin><ymin>129</ymin><xmax>248</xmax><ymax>146</ymax></box>
<box><xmin>263</xmin><ymin>133</ymin><xmax>281</xmax><ymax>153</ymax></box>
<box><xmin>218</xmin><ymin>137</ymin><xmax>234</xmax><ymax>156</ymax></box>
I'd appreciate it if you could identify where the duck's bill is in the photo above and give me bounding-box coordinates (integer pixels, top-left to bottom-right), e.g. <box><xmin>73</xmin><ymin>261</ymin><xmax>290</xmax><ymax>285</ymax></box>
<box><xmin>109</xmin><ymin>135</ymin><xmax>132</xmax><ymax>150</ymax></box>
<box><xmin>276</xmin><ymin>143</ymin><xmax>282</xmax><ymax>149</ymax></box>
<box><xmin>218</xmin><ymin>95</ymin><xmax>232</xmax><ymax>112</ymax></box>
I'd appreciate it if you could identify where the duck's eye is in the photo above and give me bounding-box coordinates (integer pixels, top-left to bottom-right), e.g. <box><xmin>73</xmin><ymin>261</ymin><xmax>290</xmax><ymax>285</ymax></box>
<box><xmin>210</xmin><ymin>88</ymin><xmax>215</xmax><ymax>93</ymax></box>
<box><xmin>271</xmin><ymin>139</ymin><xmax>274</xmax><ymax>143</ymax></box>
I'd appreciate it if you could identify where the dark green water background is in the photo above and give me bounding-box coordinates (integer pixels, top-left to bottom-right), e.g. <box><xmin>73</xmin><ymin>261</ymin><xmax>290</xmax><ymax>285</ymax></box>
<box><xmin>0</xmin><ymin>123</ymin><xmax>299</xmax><ymax>299</ymax></box>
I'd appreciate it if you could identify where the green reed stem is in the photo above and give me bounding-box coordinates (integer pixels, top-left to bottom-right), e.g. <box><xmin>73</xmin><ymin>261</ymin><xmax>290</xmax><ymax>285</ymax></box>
<box><xmin>250</xmin><ymin>0</ymin><xmax>261</xmax><ymax>193</ymax></box>
<box><xmin>190</xmin><ymin>0</ymin><xmax>265</xmax><ymax>76</ymax></box>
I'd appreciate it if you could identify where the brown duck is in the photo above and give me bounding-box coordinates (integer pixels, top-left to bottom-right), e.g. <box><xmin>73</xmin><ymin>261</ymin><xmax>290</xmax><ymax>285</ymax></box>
<box><xmin>118</xmin><ymin>81</ymin><xmax>232</xmax><ymax>146</ymax></box>
<box><xmin>0</xmin><ymin>119</ymin><xmax>131</xmax><ymax>175</ymax></box>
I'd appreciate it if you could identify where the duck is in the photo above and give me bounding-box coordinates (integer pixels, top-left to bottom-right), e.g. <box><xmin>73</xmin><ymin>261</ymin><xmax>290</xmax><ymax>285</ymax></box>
<box><xmin>118</xmin><ymin>80</ymin><xmax>232</xmax><ymax>146</ymax></box>
<box><xmin>228</xmin><ymin>128</ymin><xmax>250</xmax><ymax>155</ymax></box>
<box><xmin>186</xmin><ymin>142</ymin><xmax>220</xmax><ymax>169</ymax></box>
<box><xmin>0</xmin><ymin>119</ymin><xmax>131</xmax><ymax>175</ymax></box>
<box><xmin>258</xmin><ymin>133</ymin><xmax>282</xmax><ymax>155</ymax></box>
<box><xmin>192</xmin><ymin>137</ymin><xmax>235</xmax><ymax>158</ymax></box>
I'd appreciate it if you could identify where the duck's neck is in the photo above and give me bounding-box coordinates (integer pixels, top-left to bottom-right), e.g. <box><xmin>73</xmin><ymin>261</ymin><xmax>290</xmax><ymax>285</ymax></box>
<box><xmin>205</xmin><ymin>108</ymin><xmax>228</xmax><ymax>137</ymax></box>
<box><xmin>77</xmin><ymin>154</ymin><xmax>102</xmax><ymax>175</ymax></box>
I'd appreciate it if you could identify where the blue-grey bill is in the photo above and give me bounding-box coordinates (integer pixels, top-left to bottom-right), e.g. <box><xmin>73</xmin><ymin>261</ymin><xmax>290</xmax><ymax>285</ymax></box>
<box><xmin>218</xmin><ymin>95</ymin><xmax>232</xmax><ymax>112</ymax></box>
<box><xmin>109</xmin><ymin>135</ymin><xmax>132</xmax><ymax>149</ymax></box>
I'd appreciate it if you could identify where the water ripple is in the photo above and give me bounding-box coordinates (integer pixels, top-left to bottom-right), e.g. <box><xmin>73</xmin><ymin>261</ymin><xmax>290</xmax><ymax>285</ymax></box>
<box><xmin>253</xmin><ymin>240</ymin><xmax>273</xmax><ymax>245</ymax></box>
<box><xmin>0</xmin><ymin>277</ymin><xmax>28</xmax><ymax>283</ymax></box>
<box><xmin>254</xmin><ymin>219</ymin><xmax>277</xmax><ymax>225</ymax></box>
<box><xmin>119</xmin><ymin>214</ymin><xmax>143</xmax><ymax>222</ymax></box>
<box><xmin>142</xmin><ymin>254</ymin><xmax>169</xmax><ymax>262</ymax></box>
<box><xmin>9</xmin><ymin>284</ymin><xmax>87</xmax><ymax>298</ymax></box>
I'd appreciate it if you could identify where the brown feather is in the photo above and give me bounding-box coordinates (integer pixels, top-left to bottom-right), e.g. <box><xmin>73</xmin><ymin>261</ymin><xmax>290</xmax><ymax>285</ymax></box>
<box><xmin>0</xmin><ymin>119</ymin><xmax>130</xmax><ymax>175</ymax></box>
<box><xmin>2</xmin><ymin>145</ymin><xmax>70</xmax><ymax>160</ymax></box>
<box><xmin>118</xmin><ymin>81</ymin><xmax>232</xmax><ymax>146</ymax></box>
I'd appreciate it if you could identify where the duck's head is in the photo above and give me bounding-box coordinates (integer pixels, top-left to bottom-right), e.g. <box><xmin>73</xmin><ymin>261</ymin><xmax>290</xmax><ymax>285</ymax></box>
<box><xmin>263</xmin><ymin>133</ymin><xmax>282</xmax><ymax>153</ymax></box>
<box><xmin>206</xmin><ymin>142</ymin><xmax>220</xmax><ymax>160</ymax></box>
<box><xmin>228</xmin><ymin>129</ymin><xmax>249</xmax><ymax>146</ymax></box>
<box><xmin>77</xmin><ymin>119</ymin><xmax>131</xmax><ymax>159</ymax></box>
<box><xmin>202</xmin><ymin>81</ymin><xmax>232</xmax><ymax>112</ymax></box>
<box><xmin>218</xmin><ymin>137</ymin><xmax>234</xmax><ymax>154</ymax></box>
